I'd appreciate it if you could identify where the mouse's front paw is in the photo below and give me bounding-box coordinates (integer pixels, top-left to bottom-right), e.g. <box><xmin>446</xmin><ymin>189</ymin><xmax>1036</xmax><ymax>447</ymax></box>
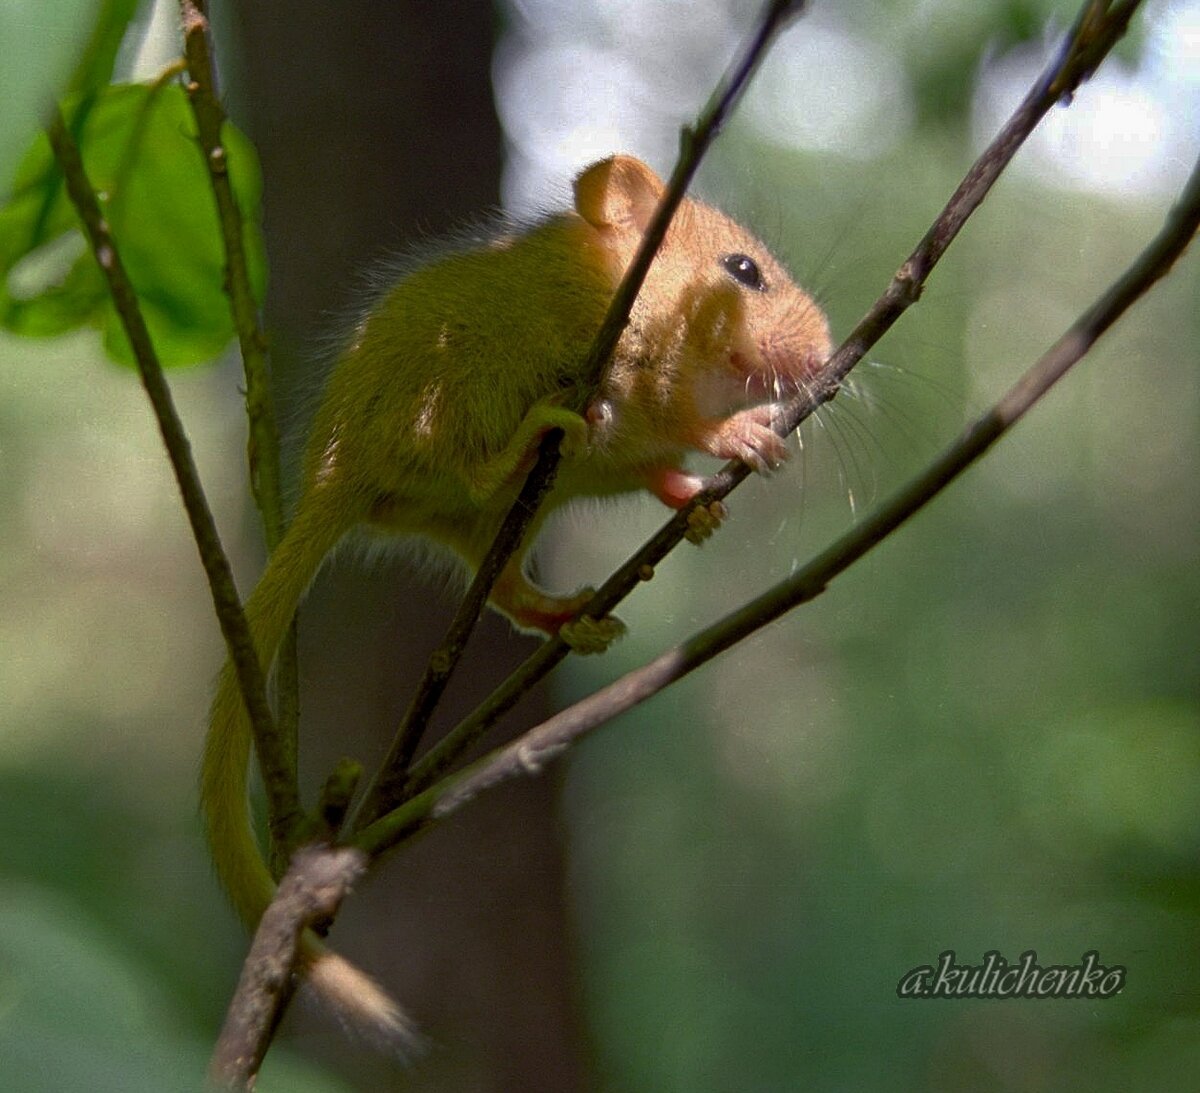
<box><xmin>705</xmin><ymin>406</ymin><xmax>790</xmax><ymax>474</ymax></box>
<box><xmin>560</xmin><ymin>613</ymin><xmax>626</xmax><ymax>654</ymax></box>
<box><xmin>558</xmin><ymin>415</ymin><xmax>591</xmax><ymax>461</ymax></box>
<box><xmin>534</xmin><ymin>405</ymin><xmax>591</xmax><ymax>461</ymax></box>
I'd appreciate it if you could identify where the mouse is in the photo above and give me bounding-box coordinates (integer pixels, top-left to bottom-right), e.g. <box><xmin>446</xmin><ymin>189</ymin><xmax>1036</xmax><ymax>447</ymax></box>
<box><xmin>202</xmin><ymin>153</ymin><xmax>832</xmax><ymax>1042</ymax></box>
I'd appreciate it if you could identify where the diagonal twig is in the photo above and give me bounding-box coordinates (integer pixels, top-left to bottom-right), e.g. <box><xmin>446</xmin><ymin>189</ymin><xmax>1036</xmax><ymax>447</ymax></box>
<box><xmin>179</xmin><ymin>0</ymin><xmax>301</xmax><ymax>853</ymax></box>
<box><xmin>355</xmin><ymin>430</ymin><xmax>567</xmax><ymax>820</ymax></box>
<box><xmin>209</xmin><ymin>845</ymin><xmax>368</xmax><ymax>1089</ymax></box>
<box><xmin>396</xmin><ymin>0</ymin><xmax>1145</xmax><ymax>801</ymax></box>
<box><xmin>179</xmin><ymin>0</ymin><xmax>283</xmax><ymax>548</ymax></box>
<box><xmin>586</xmin><ymin>0</ymin><xmax>810</xmax><ymax>393</ymax></box>
<box><xmin>46</xmin><ymin>110</ymin><xmax>302</xmax><ymax>838</ymax></box>
<box><xmin>354</xmin><ymin>147</ymin><xmax>1200</xmax><ymax>860</ymax></box>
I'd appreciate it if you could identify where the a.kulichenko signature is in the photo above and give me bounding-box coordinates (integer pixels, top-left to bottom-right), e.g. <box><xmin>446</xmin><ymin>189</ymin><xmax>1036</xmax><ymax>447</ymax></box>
<box><xmin>896</xmin><ymin>950</ymin><xmax>1125</xmax><ymax>999</ymax></box>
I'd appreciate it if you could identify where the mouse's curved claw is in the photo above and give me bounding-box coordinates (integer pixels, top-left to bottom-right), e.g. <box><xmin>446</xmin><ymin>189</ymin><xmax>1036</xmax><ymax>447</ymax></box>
<box><xmin>701</xmin><ymin>405</ymin><xmax>790</xmax><ymax>475</ymax></box>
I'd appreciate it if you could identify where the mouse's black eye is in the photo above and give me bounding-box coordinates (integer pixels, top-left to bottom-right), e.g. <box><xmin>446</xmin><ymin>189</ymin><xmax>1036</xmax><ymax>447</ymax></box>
<box><xmin>721</xmin><ymin>253</ymin><xmax>766</xmax><ymax>291</ymax></box>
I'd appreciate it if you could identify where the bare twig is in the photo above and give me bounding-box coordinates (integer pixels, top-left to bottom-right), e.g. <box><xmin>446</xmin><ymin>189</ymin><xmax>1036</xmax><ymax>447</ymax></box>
<box><xmin>354</xmin><ymin>430</ymin><xmax>566</xmax><ymax>824</ymax></box>
<box><xmin>315</xmin><ymin>759</ymin><xmax>364</xmax><ymax>837</ymax></box>
<box><xmin>354</xmin><ymin>148</ymin><xmax>1200</xmax><ymax>860</ymax></box>
<box><xmin>209</xmin><ymin>845</ymin><xmax>368</xmax><ymax>1090</ymax></box>
<box><xmin>179</xmin><ymin>0</ymin><xmax>301</xmax><ymax>851</ymax></box>
<box><xmin>179</xmin><ymin>0</ymin><xmax>283</xmax><ymax>548</ymax></box>
<box><xmin>355</xmin><ymin>0</ymin><xmax>811</xmax><ymax>824</ymax></box>
<box><xmin>398</xmin><ymin>0</ymin><xmax>1144</xmax><ymax>798</ymax></box>
<box><xmin>46</xmin><ymin>111</ymin><xmax>303</xmax><ymax>838</ymax></box>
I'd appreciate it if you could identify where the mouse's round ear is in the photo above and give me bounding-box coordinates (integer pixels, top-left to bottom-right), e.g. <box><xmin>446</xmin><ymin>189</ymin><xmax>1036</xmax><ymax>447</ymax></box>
<box><xmin>574</xmin><ymin>156</ymin><xmax>664</xmax><ymax>233</ymax></box>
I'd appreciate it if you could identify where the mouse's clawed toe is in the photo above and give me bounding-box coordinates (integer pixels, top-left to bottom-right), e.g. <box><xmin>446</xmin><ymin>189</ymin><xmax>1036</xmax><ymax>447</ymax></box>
<box><xmin>560</xmin><ymin>613</ymin><xmax>626</xmax><ymax>655</ymax></box>
<box><xmin>685</xmin><ymin>500</ymin><xmax>728</xmax><ymax>544</ymax></box>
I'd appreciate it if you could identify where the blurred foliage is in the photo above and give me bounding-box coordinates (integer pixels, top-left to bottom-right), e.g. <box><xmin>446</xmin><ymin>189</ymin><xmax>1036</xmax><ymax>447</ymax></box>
<box><xmin>0</xmin><ymin>0</ymin><xmax>120</xmax><ymax>189</ymax></box>
<box><xmin>871</xmin><ymin>0</ymin><xmax>1147</xmax><ymax>130</ymax></box>
<box><xmin>0</xmin><ymin>82</ymin><xmax>266</xmax><ymax>368</ymax></box>
<box><xmin>0</xmin><ymin>773</ymin><xmax>352</xmax><ymax>1093</ymax></box>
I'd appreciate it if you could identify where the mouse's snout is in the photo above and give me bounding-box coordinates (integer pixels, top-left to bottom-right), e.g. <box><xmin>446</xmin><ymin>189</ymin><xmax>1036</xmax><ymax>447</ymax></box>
<box><xmin>756</xmin><ymin>324</ymin><xmax>832</xmax><ymax>387</ymax></box>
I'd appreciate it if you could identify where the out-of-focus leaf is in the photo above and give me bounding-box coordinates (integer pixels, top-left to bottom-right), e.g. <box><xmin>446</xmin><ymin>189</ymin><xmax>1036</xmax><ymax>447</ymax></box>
<box><xmin>897</xmin><ymin>0</ymin><xmax>1146</xmax><ymax>130</ymax></box>
<box><xmin>0</xmin><ymin>884</ymin><xmax>353</xmax><ymax>1093</ymax></box>
<box><xmin>66</xmin><ymin>0</ymin><xmax>144</xmax><ymax>96</ymax></box>
<box><xmin>0</xmin><ymin>0</ymin><xmax>98</xmax><ymax>191</ymax></box>
<box><xmin>0</xmin><ymin>82</ymin><xmax>267</xmax><ymax>369</ymax></box>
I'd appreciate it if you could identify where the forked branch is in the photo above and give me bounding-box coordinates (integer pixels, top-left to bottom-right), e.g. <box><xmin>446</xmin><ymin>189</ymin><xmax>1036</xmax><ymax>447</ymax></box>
<box><xmin>209</xmin><ymin>846</ymin><xmax>369</xmax><ymax>1088</ymax></box>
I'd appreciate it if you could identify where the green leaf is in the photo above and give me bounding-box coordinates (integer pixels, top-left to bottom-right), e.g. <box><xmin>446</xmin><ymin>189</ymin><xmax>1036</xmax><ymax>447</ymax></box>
<box><xmin>0</xmin><ymin>81</ymin><xmax>267</xmax><ymax>369</ymax></box>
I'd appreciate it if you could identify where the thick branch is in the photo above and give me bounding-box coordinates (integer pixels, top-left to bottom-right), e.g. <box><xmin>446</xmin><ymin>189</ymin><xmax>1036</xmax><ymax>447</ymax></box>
<box><xmin>46</xmin><ymin>112</ymin><xmax>302</xmax><ymax>836</ymax></box>
<box><xmin>209</xmin><ymin>845</ymin><xmax>367</xmax><ymax>1090</ymax></box>
<box><xmin>399</xmin><ymin>0</ymin><xmax>1144</xmax><ymax>797</ymax></box>
<box><xmin>356</xmin><ymin>148</ymin><xmax>1200</xmax><ymax>860</ymax></box>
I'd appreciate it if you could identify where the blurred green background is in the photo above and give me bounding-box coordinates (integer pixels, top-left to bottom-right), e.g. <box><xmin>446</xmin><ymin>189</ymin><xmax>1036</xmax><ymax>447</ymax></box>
<box><xmin>0</xmin><ymin>1</ymin><xmax>1196</xmax><ymax>1090</ymax></box>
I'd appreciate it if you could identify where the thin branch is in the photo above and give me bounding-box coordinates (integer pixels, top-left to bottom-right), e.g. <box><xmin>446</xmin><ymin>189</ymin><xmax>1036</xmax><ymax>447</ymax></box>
<box><xmin>45</xmin><ymin>111</ymin><xmax>303</xmax><ymax>837</ymax></box>
<box><xmin>209</xmin><ymin>845</ymin><xmax>368</xmax><ymax>1090</ymax></box>
<box><xmin>315</xmin><ymin>759</ymin><xmax>364</xmax><ymax>838</ymax></box>
<box><xmin>773</xmin><ymin>0</ymin><xmax>1144</xmax><ymax>423</ymax></box>
<box><xmin>179</xmin><ymin>0</ymin><xmax>283</xmax><ymax>549</ymax></box>
<box><xmin>179</xmin><ymin>0</ymin><xmax>301</xmax><ymax>850</ymax></box>
<box><xmin>398</xmin><ymin>0</ymin><xmax>1144</xmax><ymax>799</ymax></box>
<box><xmin>587</xmin><ymin>0</ymin><xmax>808</xmax><ymax>392</ymax></box>
<box><xmin>354</xmin><ymin>430</ymin><xmax>566</xmax><ymax>824</ymax></box>
<box><xmin>354</xmin><ymin>148</ymin><xmax>1200</xmax><ymax>860</ymax></box>
<box><xmin>356</xmin><ymin>0</ymin><xmax>810</xmax><ymax>823</ymax></box>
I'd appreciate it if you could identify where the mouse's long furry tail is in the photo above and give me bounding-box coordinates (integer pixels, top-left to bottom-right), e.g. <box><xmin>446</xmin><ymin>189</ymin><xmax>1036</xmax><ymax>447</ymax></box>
<box><xmin>202</xmin><ymin>485</ymin><xmax>417</xmax><ymax>1049</ymax></box>
<box><xmin>304</xmin><ymin>942</ymin><xmax>421</xmax><ymax>1050</ymax></box>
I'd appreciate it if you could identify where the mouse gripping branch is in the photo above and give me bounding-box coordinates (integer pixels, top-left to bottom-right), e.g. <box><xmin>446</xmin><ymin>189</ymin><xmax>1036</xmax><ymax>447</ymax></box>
<box><xmin>386</xmin><ymin>0</ymin><xmax>1148</xmax><ymax>806</ymax></box>
<box><xmin>354</xmin><ymin>0</ymin><xmax>812</xmax><ymax>827</ymax></box>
